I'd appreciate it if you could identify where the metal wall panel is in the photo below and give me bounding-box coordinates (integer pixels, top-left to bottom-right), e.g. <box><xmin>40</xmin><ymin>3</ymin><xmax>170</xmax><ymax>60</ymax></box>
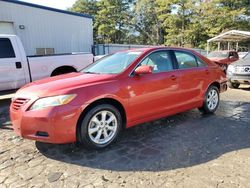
<box><xmin>0</xmin><ymin>1</ymin><xmax>93</xmax><ymax>55</ymax></box>
<box><xmin>93</xmin><ymin>44</ymin><xmax>158</xmax><ymax>55</ymax></box>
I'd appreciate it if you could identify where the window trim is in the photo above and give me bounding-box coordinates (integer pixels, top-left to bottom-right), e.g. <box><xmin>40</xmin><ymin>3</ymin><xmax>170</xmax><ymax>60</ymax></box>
<box><xmin>196</xmin><ymin>56</ymin><xmax>208</xmax><ymax>67</ymax></box>
<box><xmin>129</xmin><ymin>49</ymin><xmax>176</xmax><ymax>77</ymax></box>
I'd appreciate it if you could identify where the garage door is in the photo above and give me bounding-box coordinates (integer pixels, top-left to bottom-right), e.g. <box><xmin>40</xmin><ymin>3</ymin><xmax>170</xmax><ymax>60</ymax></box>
<box><xmin>0</xmin><ymin>22</ymin><xmax>15</xmax><ymax>34</ymax></box>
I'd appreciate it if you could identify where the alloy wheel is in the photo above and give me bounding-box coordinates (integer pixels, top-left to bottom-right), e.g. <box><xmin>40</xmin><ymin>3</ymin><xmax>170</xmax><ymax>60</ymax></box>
<box><xmin>88</xmin><ymin>110</ymin><xmax>118</xmax><ymax>145</ymax></box>
<box><xmin>206</xmin><ymin>89</ymin><xmax>219</xmax><ymax>111</ymax></box>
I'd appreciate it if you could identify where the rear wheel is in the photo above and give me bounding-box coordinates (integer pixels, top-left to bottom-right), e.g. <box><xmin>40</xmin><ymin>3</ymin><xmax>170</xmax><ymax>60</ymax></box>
<box><xmin>78</xmin><ymin>104</ymin><xmax>122</xmax><ymax>149</ymax></box>
<box><xmin>199</xmin><ymin>86</ymin><xmax>220</xmax><ymax>114</ymax></box>
<box><xmin>228</xmin><ymin>82</ymin><xmax>240</xmax><ymax>89</ymax></box>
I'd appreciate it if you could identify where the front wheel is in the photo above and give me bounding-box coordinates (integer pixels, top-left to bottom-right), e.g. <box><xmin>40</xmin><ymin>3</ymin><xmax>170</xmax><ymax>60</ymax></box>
<box><xmin>78</xmin><ymin>104</ymin><xmax>122</xmax><ymax>149</ymax></box>
<box><xmin>199</xmin><ymin>86</ymin><xmax>220</xmax><ymax>114</ymax></box>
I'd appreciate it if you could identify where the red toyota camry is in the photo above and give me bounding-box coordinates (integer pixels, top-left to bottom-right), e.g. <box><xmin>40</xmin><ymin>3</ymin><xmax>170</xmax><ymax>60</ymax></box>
<box><xmin>10</xmin><ymin>47</ymin><xmax>227</xmax><ymax>149</ymax></box>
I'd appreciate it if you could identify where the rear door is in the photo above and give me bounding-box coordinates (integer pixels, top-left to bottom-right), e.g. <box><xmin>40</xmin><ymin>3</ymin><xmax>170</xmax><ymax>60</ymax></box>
<box><xmin>0</xmin><ymin>37</ymin><xmax>26</xmax><ymax>91</ymax></box>
<box><xmin>173</xmin><ymin>50</ymin><xmax>209</xmax><ymax>107</ymax></box>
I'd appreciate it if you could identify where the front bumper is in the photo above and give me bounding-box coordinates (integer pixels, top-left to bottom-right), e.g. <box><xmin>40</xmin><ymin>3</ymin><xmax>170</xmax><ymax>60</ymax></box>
<box><xmin>10</xmin><ymin>100</ymin><xmax>82</xmax><ymax>144</ymax></box>
<box><xmin>227</xmin><ymin>74</ymin><xmax>250</xmax><ymax>85</ymax></box>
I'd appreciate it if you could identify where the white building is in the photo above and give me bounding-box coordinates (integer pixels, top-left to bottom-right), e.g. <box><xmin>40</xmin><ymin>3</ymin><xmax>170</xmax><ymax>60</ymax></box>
<box><xmin>0</xmin><ymin>0</ymin><xmax>93</xmax><ymax>56</ymax></box>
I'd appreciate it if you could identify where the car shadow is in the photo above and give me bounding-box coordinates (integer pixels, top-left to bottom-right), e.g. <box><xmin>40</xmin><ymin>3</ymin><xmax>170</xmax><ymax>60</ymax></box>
<box><xmin>241</xmin><ymin>88</ymin><xmax>250</xmax><ymax>91</ymax></box>
<box><xmin>36</xmin><ymin>101</ymin><xmax>250</xmax><ymax>172</ymax></box>
<box><xmin>0</xmin><ymin>99</ymin><xmax>12</xmax><ymax>130</ymax></box>
<box><xmin>239</xmin><ymin>86</ymin><xmax>250</xmax><ymax>91</ymax></box>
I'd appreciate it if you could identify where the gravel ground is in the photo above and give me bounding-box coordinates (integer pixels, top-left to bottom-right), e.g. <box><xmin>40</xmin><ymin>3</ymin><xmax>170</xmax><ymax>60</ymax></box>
<box><xmin>0</xmin><ymin>87</ymin><xmax>250</xmax><ymax>188</ymax></box>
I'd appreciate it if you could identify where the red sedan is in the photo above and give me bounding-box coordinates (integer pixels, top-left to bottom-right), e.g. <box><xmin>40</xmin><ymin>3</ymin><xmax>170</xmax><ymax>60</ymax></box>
<box><xmin>10</xmin><ymin>47</ymin><xmax>227</xmax><ymax>149</ymax></box>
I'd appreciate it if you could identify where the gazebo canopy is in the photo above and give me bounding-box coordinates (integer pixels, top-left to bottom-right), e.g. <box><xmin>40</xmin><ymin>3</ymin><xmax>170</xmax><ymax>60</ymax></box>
<box><xmin>208</xmin><ymin>30</ymin><xmax>250</xmax><ymax>42</ymax></box>
<box><xmin>207</xmin><ymin>30</ymin><xmax>250</xmax><ymax>53</ymax></box>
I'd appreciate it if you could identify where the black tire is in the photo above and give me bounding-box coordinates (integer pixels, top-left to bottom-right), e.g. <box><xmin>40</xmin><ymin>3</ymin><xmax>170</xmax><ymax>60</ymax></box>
<box><xmin>78</xmin><ymin>104</ymin><xmax>122</xmax><ymax>149</ymax></box>
<box><xmin>199</xmin><ymin>86</ymin><xmax>220</xmax><ymax>114</ymax></box>
<box><xmin>228</xmin><ymin>82</ymin><xmax>240</xmax><ymax>89</ymax></box>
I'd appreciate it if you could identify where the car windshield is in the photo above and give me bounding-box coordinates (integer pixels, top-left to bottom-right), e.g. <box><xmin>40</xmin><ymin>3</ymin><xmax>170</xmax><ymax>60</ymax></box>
<box><xmin>207</xmin><ymin>51</ymin><xmax>229</xmax><ymax>58</ymax></box>
<box><xmin>82</xmin><ymin>51</ymin><xmax>142</xmax><ymax>74</ymax></box>
<box><xmin>243</xmin><ymin>53</ymin><xmax>250</xmax><ymax>59</ymax></box>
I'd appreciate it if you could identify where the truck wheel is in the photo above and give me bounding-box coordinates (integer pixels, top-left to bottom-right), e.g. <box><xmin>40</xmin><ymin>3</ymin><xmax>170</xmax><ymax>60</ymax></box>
<box><xmin>78</xmin><ymin>104</ymin><xmax>122</xmax><ymax>149</ymax></box>
<box><xmin>228</xmin><ymin>82</ymin><xmax>240</xmax><ymax>89</ymax></box>
<box><xmin>199</xmin><ymin>86</ymin><xmax>220</xmax><ymax>114</ymax></box>
<box><xmin>51</xmin><ymin>66</ymin><xmax>76</xmax><ymax>76</ymax></box>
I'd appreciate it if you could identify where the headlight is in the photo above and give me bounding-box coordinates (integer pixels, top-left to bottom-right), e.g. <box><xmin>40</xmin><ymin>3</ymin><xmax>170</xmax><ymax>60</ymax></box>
<box><xmin>227</xmin><ymin>65</ymin><xmax>234</xmax><ymax>73</ymax></box>
<box><xmin>29</xmin><ymin>94</ymin><xmax>76</xmax><ymax>111</ymax></box>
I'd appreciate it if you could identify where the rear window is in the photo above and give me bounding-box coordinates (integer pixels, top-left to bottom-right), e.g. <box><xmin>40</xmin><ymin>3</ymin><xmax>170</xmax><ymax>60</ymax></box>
<box><xmin>197</xmin><ymin>57</ymin><xmax>207</xmax><ymax>67</ymax></box>
<box><xmin>0</xmin><ymin>38</ymin><xmax>15</xmax><ymax>58</ymax></box>
<box><xmin>175</xmin><ymin>51</ymin><xmax>198</xmax><ymax>69</ymax></box>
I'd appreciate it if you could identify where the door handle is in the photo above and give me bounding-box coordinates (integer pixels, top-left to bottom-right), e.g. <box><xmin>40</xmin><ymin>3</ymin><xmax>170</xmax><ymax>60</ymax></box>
<box><xmin>170</xmin><ymin>75</ymin><xmax>177</xmax><ymax>80</ymax></box>
<box><xmin>205</xmin><ymin>69</ymin><xmax>209</xmax><ymax>74</ymax></box>
<box><xmin>16</xmin><ymin>62</ymin><xmax>22</xmax><ymax>69</ymax></box>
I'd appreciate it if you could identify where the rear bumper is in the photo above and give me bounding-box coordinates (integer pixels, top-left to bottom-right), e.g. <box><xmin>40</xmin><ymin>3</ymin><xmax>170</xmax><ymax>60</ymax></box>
<box><xmin>10</xmin><ymin>103</ymin><xmax>82</xmax><ymax>144</ymax></box>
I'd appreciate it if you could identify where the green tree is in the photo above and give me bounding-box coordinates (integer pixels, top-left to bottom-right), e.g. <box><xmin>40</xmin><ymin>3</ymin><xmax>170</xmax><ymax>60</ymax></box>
<box><xmin>70</xmin><ymin>0</ymin><xmax>98</xmax><ymax>16</ymax></box>
<box><xmin>156</xmin><ymin>0</ymin><xmax>196</xmax><ymax>47</ymax></box>
<box><xmin>132</xmin><ymin>0</ymin><xmax>165</xmax><ymax>45</ymax></box>
<box><xmin>95</xmin><ymin>0</ymin><xmax>132</xmax><ymax>43</ymax></box>
<box><xmin>195</xmin><ymin>0</ymin><xmax>250</xmax><ymax>49</ymax></box>
<box><xmin>69</xmin><ymin>0</ymin><xmax>250</xmax><ymax>48</ymax></box>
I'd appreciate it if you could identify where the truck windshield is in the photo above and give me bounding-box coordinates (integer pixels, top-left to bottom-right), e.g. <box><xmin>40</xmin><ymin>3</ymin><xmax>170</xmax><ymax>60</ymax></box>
<box><xmin>207</xmin><ymin>51</ymin><xmax>229</xmax><ymax>58</ymax></box>
<box><xmin>82</xmin><ymin>51</ymin><xmax>142</xmax><ymax>74</ymax></box>
<box><xmin>243</xmin><ymin>53</ymin><xmax>250</xmax><ymax>59</ymax></box>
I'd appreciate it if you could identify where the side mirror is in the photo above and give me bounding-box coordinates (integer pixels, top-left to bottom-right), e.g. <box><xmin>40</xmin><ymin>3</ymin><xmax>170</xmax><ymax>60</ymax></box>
<box><xmin>134</xmin><ymin>65</ymin><xmax>153</xmax><ymax>75</ymax></box>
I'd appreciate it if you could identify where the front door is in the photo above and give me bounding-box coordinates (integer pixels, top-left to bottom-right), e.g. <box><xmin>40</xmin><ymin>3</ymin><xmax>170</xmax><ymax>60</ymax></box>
<box><xmin>125</xmin><ymin>50</ymin><xmax>180</xmax><ymax>123</ymax></box>
<box><xmin>0</xmin><ymin>37</ymin><xmax>26</xmax><ymax>91</ymax></box>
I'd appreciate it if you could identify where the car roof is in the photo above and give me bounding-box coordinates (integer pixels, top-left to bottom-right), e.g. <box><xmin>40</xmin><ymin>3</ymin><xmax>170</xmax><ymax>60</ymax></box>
<box><xmin>210</xmin><ymin>50</ymin><xmax>237</xmax><ymax>52</ymax></box>
<box><xmin>123</xmin><ymin>47</ymin><xmax>199</xmax><ymax>54</ymax></box>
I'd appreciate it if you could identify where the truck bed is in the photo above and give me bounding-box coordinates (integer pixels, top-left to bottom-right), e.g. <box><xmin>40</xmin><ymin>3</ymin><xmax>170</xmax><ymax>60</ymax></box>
<box><xmin>27</xmin><ymin>53</ymin><xmax>93</xmax><ymax>81</ymax></box>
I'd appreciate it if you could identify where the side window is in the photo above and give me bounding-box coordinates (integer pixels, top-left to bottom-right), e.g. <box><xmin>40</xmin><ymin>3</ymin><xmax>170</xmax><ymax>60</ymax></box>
<box><xmin>0</xmin><ymin>38</ymin><xmax>15</xmax><ymax>58</ymax></box>
<box><xmin>175</xmin><ymin>51</ymin><xmax>197</xmax><ymax>69</ymax></box>
<box><xmin>197</xmin><ymin>57</ymin><xmax>207</xmax><ymax>67</ymax></box>
<box><xmin>140</xmin><ymin>51</ymin><xmax>173</xmax><ymax>73</ymax></box>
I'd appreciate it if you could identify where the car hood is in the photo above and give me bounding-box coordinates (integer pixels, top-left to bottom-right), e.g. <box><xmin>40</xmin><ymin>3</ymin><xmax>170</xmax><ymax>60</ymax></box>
<box><xmin>15</xmin><ymin>72</ymin><xmax>116</xmax><ymax>98</ymax></box>
<box><xmin>231</xmin><ymin>58</ymin><xmax>250</xmax><ymax>66</ymax></box>
<box><xmin>208</xmin><ymin>57</ymin><xmax>226</xmax><ymax>61</ymax></box>
<box><xmin>208</xmin><ymin>57</ymin><xmax>224</xmax><ymax>61</ymax></box>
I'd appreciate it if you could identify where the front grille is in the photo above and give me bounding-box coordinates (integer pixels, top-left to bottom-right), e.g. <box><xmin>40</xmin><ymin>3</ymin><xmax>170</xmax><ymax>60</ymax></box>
<box><xmin>234</xmin><ymin>66</ymin><xmax>250</xmax><ymax>74</ymax></box>
<box><xmin>12</xmin><ymin>98</ymin><xmax>29</xmax><ymax>110</ymax></box>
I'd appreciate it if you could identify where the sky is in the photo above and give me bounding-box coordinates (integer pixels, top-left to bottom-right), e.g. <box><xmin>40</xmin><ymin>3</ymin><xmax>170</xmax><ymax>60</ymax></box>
<box><xmin>19</xmin><ymin>0</ymin><xmax>77</xmax><ymax>10</ymax></box>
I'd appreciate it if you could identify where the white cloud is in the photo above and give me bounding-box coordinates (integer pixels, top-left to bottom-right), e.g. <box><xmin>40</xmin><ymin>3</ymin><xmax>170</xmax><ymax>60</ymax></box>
<box><xmin>19</xmin><ymin>0</ymin><xmax>77</xmax><ymax>10</ymax></box>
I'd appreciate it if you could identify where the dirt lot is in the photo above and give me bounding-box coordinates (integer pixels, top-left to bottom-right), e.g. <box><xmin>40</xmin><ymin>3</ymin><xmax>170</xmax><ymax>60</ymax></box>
<box><xmin>0</xmin><ymin>87</ymin><xmax>250</xmax><ymax>188</ymax></box>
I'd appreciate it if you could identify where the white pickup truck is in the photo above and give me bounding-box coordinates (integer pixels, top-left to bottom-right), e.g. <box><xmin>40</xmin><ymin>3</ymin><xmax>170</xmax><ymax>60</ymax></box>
<box><xmin>0</xmin><ymin>35</ymin><xmax>93</xmax><ymax>91</ymax></box>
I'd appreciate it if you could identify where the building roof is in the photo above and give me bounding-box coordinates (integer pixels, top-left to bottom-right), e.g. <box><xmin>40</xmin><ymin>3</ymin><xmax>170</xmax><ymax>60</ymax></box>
<box><xmin>1</xmin><ymin>0</ymin><xmax>93</xmax><ymax>19</ymax></box>
<box><xmin>207</xmin><ymin>30</ymin><xmax>250</xmax><ymax>42</ymax></box>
